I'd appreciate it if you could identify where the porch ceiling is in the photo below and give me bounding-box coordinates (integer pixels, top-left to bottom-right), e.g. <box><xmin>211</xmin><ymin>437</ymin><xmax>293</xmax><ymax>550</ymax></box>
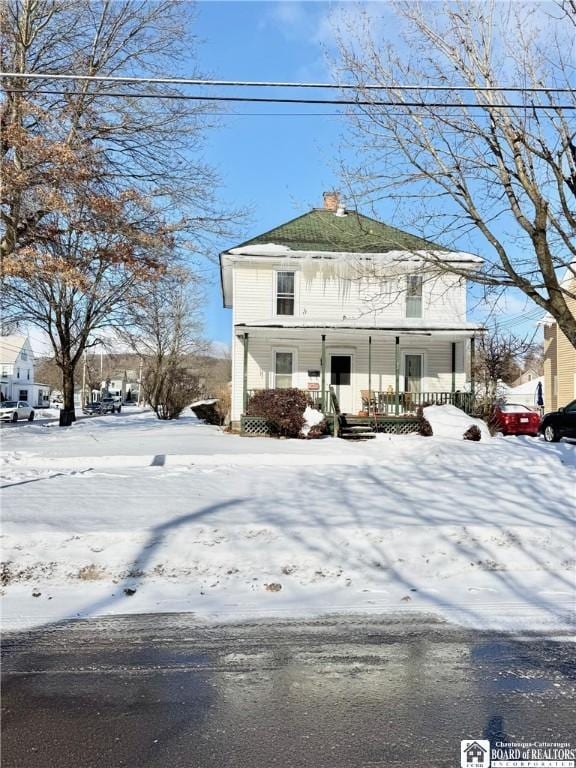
<box><xmin>235</xmin><ymin>320</ymin><xmax>483</xmax><ymax>339</ymax></box>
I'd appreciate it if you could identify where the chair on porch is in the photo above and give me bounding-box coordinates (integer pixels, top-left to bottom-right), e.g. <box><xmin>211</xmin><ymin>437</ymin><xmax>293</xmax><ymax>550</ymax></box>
<box><xmin>360</xmin><ymin>389</ymin><xmax>378</xmax><ymax>415</ymax></box>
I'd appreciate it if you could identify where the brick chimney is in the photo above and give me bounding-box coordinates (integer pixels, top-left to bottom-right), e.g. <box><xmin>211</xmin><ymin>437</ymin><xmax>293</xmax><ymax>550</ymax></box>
<box><xmin>323</xmin><ymin>191</ymin><xmax>340</xmax><ymax>212</ymax></box>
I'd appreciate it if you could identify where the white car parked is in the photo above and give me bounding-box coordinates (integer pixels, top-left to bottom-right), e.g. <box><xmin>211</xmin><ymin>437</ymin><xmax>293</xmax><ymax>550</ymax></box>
<box><xmin>0</xmin><ymin>400</ymin><xmax>35</xmax><ymax>422</ymax></box>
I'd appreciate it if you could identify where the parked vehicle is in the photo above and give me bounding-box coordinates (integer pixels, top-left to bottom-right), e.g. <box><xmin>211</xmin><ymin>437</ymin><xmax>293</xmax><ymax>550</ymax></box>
<box><xmin>0</xmin><ymin>400</ymin><xmax>35</xmax><ymax>423</ymax></box>
<box><xmin>82</xmin><ymin>398</ymin><xmax>122</xmax><ymax>416</ymax></box>
<box><xmin>493</xmin><ymin>403</ymin><xmax>541</xmax><ymax>436</ymax></box>
<box><xmin>539</xmin><ymin>399</ymin><xmax>576</xmax><ymax>443</ymax></box>
<box><xmin>101</xmin><ymin>397</ymin><xmax>122</xmax><ymax>414</ymax></box>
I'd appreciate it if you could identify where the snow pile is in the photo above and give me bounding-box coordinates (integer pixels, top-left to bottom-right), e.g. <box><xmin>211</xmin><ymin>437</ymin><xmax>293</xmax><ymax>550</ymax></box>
<box><xmin>189</xmin><ymin>399</ymin><xmax>217</xmax><ymax>408</ymax></box>
<box><xmin>423</xmin><ymin>404</ymin><xmax>491</xmax><ymax>441</ymax></box>
<box><xmin>508</xmin><ymin>376</ymin><xmax>544</xmax><ymax>395</ymax></box>
<box><xmin>301</xmin><ymin>405</ymin><xmax>325</xmax><ymax>437</ymax></box>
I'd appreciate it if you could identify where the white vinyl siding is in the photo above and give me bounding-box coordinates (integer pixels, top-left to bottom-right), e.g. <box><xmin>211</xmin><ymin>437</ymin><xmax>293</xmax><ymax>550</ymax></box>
<box><xmin>233</xmin><ymin>263</ymin><xmax>466</xmax><ymax>325</ymax></box>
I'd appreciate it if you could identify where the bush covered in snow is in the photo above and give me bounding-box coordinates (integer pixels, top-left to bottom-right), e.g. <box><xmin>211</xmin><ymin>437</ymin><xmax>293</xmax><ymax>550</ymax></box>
<box><xmin>423</xmin><ymin>404</ymin><xmax>491</xmax><ymax>441</ymax></box>
<box><xmin>190</xmin><ymin>385</ymin><xmax>230</xmax><ymax>426</ymax></box>
<box><xmin>416</xmin><ymin>406</ymin><xmax>433</xmax><ymax>436</ymax></box>
<box><xmin>301</xmin><ymin>405</ymin><xmax>327</xmax><ymax>438</ymax></box>
<box><xmin>463</xmin><ymin>425</ymin><xmax>482</xmax><ymax>441</ymax></box>
<box><xmin>246</xmin><ymin>388</ymin><xmax>308</xmax><ymax>438</ymax></box>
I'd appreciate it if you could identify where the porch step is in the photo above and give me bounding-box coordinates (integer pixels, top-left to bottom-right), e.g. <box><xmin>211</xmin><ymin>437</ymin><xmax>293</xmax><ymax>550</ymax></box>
<box><xmin>340</xmin><ymin>424</ymin><xmax>376</xmax><ymax>441</ymax></box>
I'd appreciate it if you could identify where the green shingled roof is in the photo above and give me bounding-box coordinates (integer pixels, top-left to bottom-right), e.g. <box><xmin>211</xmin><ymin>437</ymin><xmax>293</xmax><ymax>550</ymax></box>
<box><xmin>231</xmin><ymin>208</ymin><xmax>447</xmax><ymax>254</ymax></box>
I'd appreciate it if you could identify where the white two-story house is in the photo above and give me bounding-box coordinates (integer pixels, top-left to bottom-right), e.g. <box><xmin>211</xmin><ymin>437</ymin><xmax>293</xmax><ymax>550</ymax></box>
<box><xmin>220</xmin><ymin>193</ymin><xmax>484</xmax><ymax>432</ymax></box>
<box><xmin>0</xmin><ymin>335</ymin><xmax>51</xmax><ymax>407</ymax></box>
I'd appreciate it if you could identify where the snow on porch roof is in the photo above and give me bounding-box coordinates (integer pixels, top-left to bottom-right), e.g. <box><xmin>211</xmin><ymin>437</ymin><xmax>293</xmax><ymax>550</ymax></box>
<box><xmin>235</xmin><ymin>319</ymin><xmax>484</xmax><ymax>335</ymax></box>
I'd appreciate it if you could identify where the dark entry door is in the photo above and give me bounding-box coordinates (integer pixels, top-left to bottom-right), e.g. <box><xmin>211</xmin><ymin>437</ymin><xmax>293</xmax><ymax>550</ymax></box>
<box><xmin>330</xmin><ymin>355</ymin><xmax>352</xmax><ymax>412</ymax></box>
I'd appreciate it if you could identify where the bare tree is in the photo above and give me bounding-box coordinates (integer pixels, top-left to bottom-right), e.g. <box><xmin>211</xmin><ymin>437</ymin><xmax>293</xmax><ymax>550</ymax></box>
<box><xmin>1</xmin><ymin>0</ymin><xmax>238</xmax><ymax>422</ymax></box>
<box><xmin>4</xmin><ymin>179</ymin><xmax>172</xmax><ymax>420</ymax></box>
<box><xmin>475</xmin><ymin>328</ymin><xmax>536</xmax><ymax>398</ymax></box>
<box><xmin>1</xmin><ymin>0</ymin><xmax>233</xmax><ymax>262</ymax></box>
<box><xmin>334</xmin><ymin>1</ymin><xmax>576</xmax><ymax>346</ymax></box>
<box><xmin>120</xmin><ymin>269</ymin><xmax>206</xmax><ymax>420</ymax></box>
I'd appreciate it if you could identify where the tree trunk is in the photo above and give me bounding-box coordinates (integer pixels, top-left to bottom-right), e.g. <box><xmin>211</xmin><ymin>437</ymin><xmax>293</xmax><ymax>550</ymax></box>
<box><xmin>60</xmin><ymin>362</ymin><xmax>77</xmax><ymax>426</ymax></box>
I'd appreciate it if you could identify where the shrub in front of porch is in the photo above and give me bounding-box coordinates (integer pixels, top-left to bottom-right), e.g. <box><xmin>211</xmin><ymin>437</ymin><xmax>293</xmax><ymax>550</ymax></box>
<box><xmin>416</xmin><ymin>407</ymin><xmax>433</xmax><ymax>437</ymax></box>
<box><xmin>246</xmin><ymin>388</ymin><xmax>308</xmax><ymax>438</ymax></box>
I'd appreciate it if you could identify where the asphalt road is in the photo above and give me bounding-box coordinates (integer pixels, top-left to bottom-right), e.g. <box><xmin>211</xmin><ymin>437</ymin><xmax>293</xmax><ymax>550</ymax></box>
<box><xmin>2</xmin><ymin>614</ymin><xmax>575</xmax><ymax>768</ymax></box>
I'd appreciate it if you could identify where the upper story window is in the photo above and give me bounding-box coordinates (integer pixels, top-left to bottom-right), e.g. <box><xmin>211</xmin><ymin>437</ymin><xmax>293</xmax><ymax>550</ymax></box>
<box><xmin>406</xmin><ymin>275</ymin><xmax>423</xmax><ymax>318</ymax></box>
<box><xmin>276</xmin><ymin>271</ymin><xmax>295</xmax><ymax>316</ymax></box>
<box><xmin>21</xmin><ymin>351</ymin><xmax>28</xmax><ymax>361</ymax></box>
<box><xmin>16</xmin><ymin>367</ymin><xmax>20</xmax><ymax>378</ymax></box>
<box><xmin>27</xmin><ymin>369</ymin><xmax>30</xmax><ymax>380</ymax></box>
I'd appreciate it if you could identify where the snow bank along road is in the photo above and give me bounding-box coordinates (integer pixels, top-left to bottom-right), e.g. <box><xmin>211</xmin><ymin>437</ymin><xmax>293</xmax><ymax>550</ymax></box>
<box><xmin>1</xmin><ymin>410</ymin><xmax>575</xmax><ymax>633</ymax></box>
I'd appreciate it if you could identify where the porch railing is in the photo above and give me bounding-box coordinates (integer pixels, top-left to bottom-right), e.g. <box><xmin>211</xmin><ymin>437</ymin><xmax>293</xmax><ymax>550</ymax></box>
<box><xmin>247</xmin><ymin>388</ymin><xmax>474</xmax><ymax>416</ymax></box>
<box><xmin>363</xmin><ymin>391</ymin><xmax>475</xmax><ymax>416</ymax></box>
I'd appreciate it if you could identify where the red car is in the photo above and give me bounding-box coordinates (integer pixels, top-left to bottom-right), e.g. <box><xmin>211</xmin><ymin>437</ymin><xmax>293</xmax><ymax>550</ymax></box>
<box><xmin>493</xmin><ymin>403</ymin><xmax>541</xmax><ymax>436</ymax></box>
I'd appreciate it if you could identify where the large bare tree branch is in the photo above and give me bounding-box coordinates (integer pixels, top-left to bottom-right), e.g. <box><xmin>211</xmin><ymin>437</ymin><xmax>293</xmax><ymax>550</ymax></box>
<box><xmin>334</xmin><ymin>0</ymin><xmax>576</xmax><ymax>346</ymax></box>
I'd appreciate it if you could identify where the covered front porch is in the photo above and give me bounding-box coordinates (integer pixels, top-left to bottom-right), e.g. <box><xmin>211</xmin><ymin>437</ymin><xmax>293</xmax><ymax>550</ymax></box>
<box><xmin>232</xmin><ymin>322</ymin><xmax>481</xmax><ymax>428</ymax></box>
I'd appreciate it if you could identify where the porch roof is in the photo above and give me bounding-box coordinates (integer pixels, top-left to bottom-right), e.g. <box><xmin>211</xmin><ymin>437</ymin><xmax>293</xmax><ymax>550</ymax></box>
<box><xmin>235</xmin><ymin>319</ymin><xmax>483</xmax><ymax>337</ymax></box>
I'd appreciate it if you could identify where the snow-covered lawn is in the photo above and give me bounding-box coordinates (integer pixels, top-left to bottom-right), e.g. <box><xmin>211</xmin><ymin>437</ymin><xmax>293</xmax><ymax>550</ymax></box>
<box><xmin>1</xmin><ymin>410</ymin><xmax>575</xmax><ymax>633</ymax></box>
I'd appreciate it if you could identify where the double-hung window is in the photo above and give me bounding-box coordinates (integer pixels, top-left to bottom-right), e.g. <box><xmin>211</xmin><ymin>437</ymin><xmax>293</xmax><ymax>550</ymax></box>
<box><xmin>274</xmin><ymin>351</ymin><xmax>293</xmax><ymax>389</ymax></box>
<box><xmin>406</xmin><ymin>275</ymin><xmax>423</xmax><ymax>318</ymax></box>
<box><xmin>276</xmin><ymin>271</ymin><xmax>295</xmax><ymax>316</ymax></box>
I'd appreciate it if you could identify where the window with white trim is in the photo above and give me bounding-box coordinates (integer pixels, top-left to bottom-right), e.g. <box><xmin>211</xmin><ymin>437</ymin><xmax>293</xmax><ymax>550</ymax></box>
<box><xmin>406</xmin><ymin>275</ymin><xmax>423</xmax><ymax>318</ymax></box>
<box><xmin>274</xmin><ymin>351</ymin><xmax>293</xmax><ymax>389</ymax></box>
<box><xmin>276</xmin><ymin>271</ymin><xmax>295</xmax><ymax>316</ymax></box>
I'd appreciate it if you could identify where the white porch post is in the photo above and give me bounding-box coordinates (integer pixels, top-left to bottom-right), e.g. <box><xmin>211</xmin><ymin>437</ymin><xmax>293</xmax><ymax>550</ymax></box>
<box><xmin>395</xmin><ymin>336</ymin><xmax>400</xmax><ymax>416</ymax></box>
<box><xmin>470</xmin><ymin>335</ymin><xmax>476</xmax><ymax>400</ymax></box>
<box><xmin>242</xmin><ymin>332</ymin><xmax>249</xmax><ymax>413</ymax></box>
<box><xmin>368</xmin><ymin>335</ymin><xmax>372</xmax><ymax>417</ymax></box>
<box><xmin>321</xmin><ymin>333</ymin><xmax>326</xmax><ymax>411</ymax></box>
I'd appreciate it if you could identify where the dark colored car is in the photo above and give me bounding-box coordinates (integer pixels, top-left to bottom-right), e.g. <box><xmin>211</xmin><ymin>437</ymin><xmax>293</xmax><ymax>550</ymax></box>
<box><xmin>493</xmin><ymin>403</ymin><xmax>541</xmax><ymax>437</ymax></box>
<box><xmin>82</xmin><ymin>398</ymin><xmax>121</xmax><ymax>416</ymax></box>
<box><xmin>539</xmin><ymin>399</ymin><xmax>576</xmax><ymax>442</ymax></box>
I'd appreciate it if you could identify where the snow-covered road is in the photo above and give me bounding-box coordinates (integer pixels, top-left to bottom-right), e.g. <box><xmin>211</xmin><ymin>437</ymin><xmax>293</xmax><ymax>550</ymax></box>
<box><xmin>1</xmin><ymin>411</ymin><xmax>575</xmax><ymax>633</ymax></box>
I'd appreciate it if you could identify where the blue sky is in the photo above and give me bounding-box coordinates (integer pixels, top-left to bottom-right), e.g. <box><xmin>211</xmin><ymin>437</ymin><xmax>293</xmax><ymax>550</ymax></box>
<box><xmin>194</xmin><ymin>1</ymin><xmax>541</xmax><ymax>351</ymax></box>
<box><xmin>197</xmin><ymin>1</ymin><xmax>346</xmax><ymax>347</ymax></box>
<box><xmin>25</xmin><ymin>1</ymin><xmax>543</xmax><ymax>356</ymax></box>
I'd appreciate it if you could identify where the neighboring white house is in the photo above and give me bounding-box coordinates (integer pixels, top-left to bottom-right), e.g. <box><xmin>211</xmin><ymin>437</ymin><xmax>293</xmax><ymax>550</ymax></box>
<box><xmin>503</xmin><ymin>376</ymin><xmax>544</xmax><ymax>410</ymax></box>
<box><xmin>0</xmin><ymin>335</ymin><xmax>51</xmax><ymax>407</ymax></box>
<box><xmin>220</xmin><ymin>193</ymin><xmax>484</xmax><ymax>431</ymax></box>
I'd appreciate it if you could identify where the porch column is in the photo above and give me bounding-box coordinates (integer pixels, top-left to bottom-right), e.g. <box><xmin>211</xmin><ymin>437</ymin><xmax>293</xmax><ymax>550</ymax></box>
<box><xmin>368</xmin><ymin>335</ymin><xmax>372</xmax><ymax>417</ymax></box>
<box><xmin>451</xmin><ymin>342</ymin><xmax>456</xmax><ymax>394</ymax></box>
<box><xmin>395</xmin><ymin>336</ymin><xmax>400</xmax><ymax>416</ymax></box>
<box><xmin>321</xmin><ymin>333</ymin><xmax>326</xmax><ymax>411</ymax></box>
<box><xmin>470</xmin><ymin>336</ymin><xmax>476</xmax><ymax>399</ymax></box>
<box><xmin>242</xmin><ymin>332</ymin><xmax>249</xmax><ymax>413</ymax></box>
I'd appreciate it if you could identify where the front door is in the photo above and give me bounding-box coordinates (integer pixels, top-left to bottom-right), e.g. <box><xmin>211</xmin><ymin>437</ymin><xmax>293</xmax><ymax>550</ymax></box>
<box><xmin>330</xmin><ymin>354</ymin><xmax>353</xmax><ymax>413</ymax></box>
<box><xmin>404</xmin><ymin>354</ymin><xmax>422</xmax><ymax>394</ymax></box>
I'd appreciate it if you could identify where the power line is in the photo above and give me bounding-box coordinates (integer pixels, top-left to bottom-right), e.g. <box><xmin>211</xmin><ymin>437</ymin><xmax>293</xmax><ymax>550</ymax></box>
<box><xmin>6</xmin><ymin>88</ymin><xmax>576</xmax><ymax>110</ymax></box>
<box><xmin>1</xmin><ymin>72</ymin><xmax>574</xmax><ymax>93</ymax></box>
